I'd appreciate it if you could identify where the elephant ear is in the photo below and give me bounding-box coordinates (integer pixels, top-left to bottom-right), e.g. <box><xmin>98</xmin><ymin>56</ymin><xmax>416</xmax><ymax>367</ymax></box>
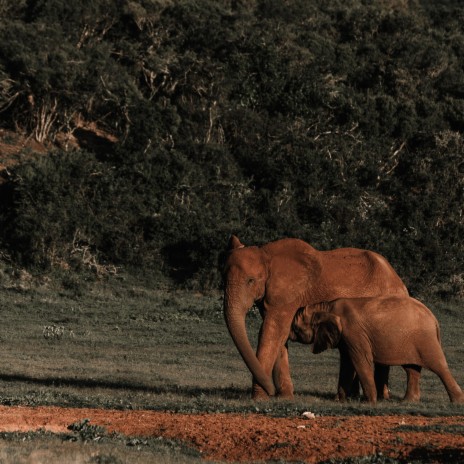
<box><xmin>311</xmin><ymin>312</ymin><xmax>342</xmax><ymax>354</ymax></box>
<box><xmin>228</xmin><ymin>235</ymin><xmax>245</xmax><ymax>250</ymax></box>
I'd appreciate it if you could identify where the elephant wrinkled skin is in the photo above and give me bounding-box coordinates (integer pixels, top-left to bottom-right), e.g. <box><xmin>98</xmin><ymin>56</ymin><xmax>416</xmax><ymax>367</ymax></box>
<box><xmin>290</xmin><ymin>296</ymin><xmax>464</xmax><ymax>403</ymax></box>
<box><xmin>222</xmin><ymin>235</ymin><xmax>408</xmax><ymax>399</ymax></box>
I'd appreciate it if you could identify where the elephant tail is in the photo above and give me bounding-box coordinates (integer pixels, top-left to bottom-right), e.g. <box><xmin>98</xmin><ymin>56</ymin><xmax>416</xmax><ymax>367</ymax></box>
<box><xmin>436</xmin><ymin>320</ymin><xmax>442</xmax><ymax>345</ymax></box>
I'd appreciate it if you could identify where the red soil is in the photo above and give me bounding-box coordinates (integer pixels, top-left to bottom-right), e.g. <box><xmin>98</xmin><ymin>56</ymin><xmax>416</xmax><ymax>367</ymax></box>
<box><xmin>0</xmin><ymin>406</ymin><xmax>462</xmax><ymax>462</ymax></box>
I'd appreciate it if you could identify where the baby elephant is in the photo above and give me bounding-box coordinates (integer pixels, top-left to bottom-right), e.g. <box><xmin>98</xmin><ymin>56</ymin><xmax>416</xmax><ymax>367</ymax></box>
<box><xmin>290</xmin><ymin>296</ymin><xmax>464</xmax><ymax>403</ymax></box>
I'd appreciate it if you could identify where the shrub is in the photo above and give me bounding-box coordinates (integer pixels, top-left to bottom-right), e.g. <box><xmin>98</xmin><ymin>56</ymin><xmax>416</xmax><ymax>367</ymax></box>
<box><xmin>0</xmin><ymin>0</ymin><xmax>463</xmax><ymax>296</ymax></box>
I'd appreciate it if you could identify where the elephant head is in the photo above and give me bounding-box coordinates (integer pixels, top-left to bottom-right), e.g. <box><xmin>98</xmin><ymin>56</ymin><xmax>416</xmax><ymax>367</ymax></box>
<box><xmin>223</xmin><ymin>235</ymin><xmax>275</xmax><ymax>395</ymax></box>
<box><xmin>290</xmin><ymin>307</ymin><xmax>342</xmax><ymax>354</ymax></box>
<box><xmin>289</xmin><ymin>306</ymin><xmax>315</xmax><ymax>344</ymax></box>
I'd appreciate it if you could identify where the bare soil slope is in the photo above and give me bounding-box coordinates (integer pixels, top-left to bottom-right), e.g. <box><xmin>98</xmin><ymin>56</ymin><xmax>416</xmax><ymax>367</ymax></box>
<box><xmin>1</xmin><ymin>406</ymin><xmax>463</xmax><ymax>462</ymax></box>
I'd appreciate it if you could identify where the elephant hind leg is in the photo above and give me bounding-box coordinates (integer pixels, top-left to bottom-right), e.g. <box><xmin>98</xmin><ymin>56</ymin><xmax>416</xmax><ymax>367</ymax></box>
<box><xmin>423</xmin><ymin>346</ymin><xmax>464</xmax><ymax>403</ymax></box>
<box><xmin>402</xmin><ymin>364</ymin><xmax>422</xmax><ymax>402</ymax></box>
<box><xmin>430</xmin><ymin>364</ymin><xmax>464</xmax><ymax>403</ymax></box>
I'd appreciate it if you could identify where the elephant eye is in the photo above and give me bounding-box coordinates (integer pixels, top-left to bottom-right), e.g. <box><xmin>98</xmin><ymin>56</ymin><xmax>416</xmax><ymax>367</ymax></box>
<box><xmin>247</xmin><ymin>277</ymin><xmax>255</xmax><ymax>285</ymax></box>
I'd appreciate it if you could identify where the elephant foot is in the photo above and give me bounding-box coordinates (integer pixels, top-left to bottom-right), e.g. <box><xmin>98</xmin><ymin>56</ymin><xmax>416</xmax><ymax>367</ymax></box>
<box><xmin>252</xmin><ymin>390</ymin><xmax>271</xmax><ymax>400</ymax></box>
<box><xmin>252</xmin><ymin>388</ymin><xmax>294</xmax><ymax>401</ymax></box>
<box><xmin>252</xmin><ymin>384</ymin><xmax>272</xmax><ymax>401</ymax></box>
<box><xmin>275</xmin><ymin>380</ymin><xmax>294</xmax><ymax>400</ymax></box>
<box><xmin>402</xmin><ymin>393</ymin><xmax>420</xmax><ymax>402</ymax></box>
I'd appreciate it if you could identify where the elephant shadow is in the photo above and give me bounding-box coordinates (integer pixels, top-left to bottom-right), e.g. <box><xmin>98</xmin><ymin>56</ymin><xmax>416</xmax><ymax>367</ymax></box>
<box><xmin>2</xmin><ymin>373</ymin><xmax>403</xmax><ymax>402</ymax></box>
<box><xmin>296</xmin><ymin>389</ymin><xmax>340</xmax><ymax>401</ymax></box>
<box><xmin>0</xmin><ymin>372</ymin><xmax>250</xmax><ymax>399</ymax></box>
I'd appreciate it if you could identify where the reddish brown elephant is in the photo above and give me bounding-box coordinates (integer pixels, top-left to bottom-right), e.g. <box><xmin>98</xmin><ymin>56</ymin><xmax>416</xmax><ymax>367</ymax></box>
<box><xmin>290</xmin><ymin>296</ymin><xmax>464</xmax><ymax>403</ymax></box>
<box><xmin>223</xmin><ymin>235</ymin><xmax>408</xmax><ymax>399</ymax></box>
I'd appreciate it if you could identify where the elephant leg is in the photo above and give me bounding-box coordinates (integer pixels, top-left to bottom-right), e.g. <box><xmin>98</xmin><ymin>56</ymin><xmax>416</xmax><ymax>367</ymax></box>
<box><xmin>402</xmin><ymin>364</ymin><xmax>421</xmax><ymax>402</ymax></box>
<box><xmin>272</xmin><ymin>342</ymin><xmax>294</xmax><ymax>399</ymax></box>
<box><xmin>350</xmin><ymin>351</ymin><xmax>377</xmax><ymax>403</ymax></box>
<box><xmin>427</xmin><ymin>356</ymin><xmax>464</xmax><ymax>403</ymax></box>
<box><xmin>437</xmin><ymin>368</ymin><xmax>464</xmax><ymax>403</ymax></box>
<box><xmin>374</xmin><ymin>364</ymin><xmax>390</xmax><ymax>400</ymax></box>
<box><xmin>357</xmin><ymin>368</ymin><xmax>377</xmax><ymax>403</ymax></box>
<box><xmin>251</xmin><ymin>319</ymin><xmax>270</xmax><ymax>399</ymax></box>
<box><xmin>337</xmin><ymin>348</ymin><xmax>357</xmax><ymax>401</ymax></box>
<box><xmin>348</xmin><ymin>353</ymin><xmax>391</xmax><ymax>401</ymax></box>
<box><xmin>253</xmin><ymin>312</ymin><xmax>294</xmax><ymax>399</ymax></box>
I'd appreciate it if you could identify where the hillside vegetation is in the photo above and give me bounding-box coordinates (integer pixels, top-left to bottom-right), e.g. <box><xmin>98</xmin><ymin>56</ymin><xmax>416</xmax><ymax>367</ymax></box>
<box><xmin>0</xmin><ymin>0</ymin><xmax>463</xmax><ymax>296</ymax></box>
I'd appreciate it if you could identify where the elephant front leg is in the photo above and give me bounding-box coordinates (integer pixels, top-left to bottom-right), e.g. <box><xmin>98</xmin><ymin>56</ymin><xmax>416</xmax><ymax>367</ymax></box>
<box><xmin>272</xmin><ymin>342</ymin><xmax>294</xmax><ymax>399</ymax></box>
<box><xmin>252</xmin><ymin>311</ymin><xmax>294</xmax><ymax>400</ymax></box>
<box><xmin>350</xmin><ymin>351</ymin><xmax>377</xmax><ymax>403</ymax></box>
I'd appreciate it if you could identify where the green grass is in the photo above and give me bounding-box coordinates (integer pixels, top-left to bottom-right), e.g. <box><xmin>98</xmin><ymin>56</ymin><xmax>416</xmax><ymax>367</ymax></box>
<box><xmin>0</xmin><ymin>273</ymin><xmax>463</xmax><ymax>461</ymax></box>
<box><xmin>0</xmin><ymin>429</ymin><xmax>205</xmax><ymax>464</ymax></box>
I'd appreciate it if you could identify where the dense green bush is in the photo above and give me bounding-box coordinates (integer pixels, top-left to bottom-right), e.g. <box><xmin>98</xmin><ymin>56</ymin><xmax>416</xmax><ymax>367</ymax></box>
<box><xmin>0</xmin><ymin>0</ymin><xmax>463</xmax><ymax>296</ymax></box>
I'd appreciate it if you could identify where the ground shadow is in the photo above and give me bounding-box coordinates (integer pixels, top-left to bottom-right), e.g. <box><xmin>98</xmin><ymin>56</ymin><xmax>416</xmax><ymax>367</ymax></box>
<box><xmin>297</xmin><ymin>389</ymin><xmax>338</xmax><ymax>401</ymax></box>
<box><xmin>406</xmin><ymin>446</ymin><xmax>464</xmax><ymax>463</ymax></box>
<box><xmin>1</xmin><ymin>373</ymin><xmax>390</xmax><ymax>403</ymax></box>
<box><xmin>0</xmin><ymin>373</ymin><xmax>249</xmax><ymax>399</ymax></box>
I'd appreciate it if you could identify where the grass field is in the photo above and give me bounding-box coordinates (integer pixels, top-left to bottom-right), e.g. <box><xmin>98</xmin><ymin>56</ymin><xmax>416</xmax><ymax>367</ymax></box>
<box><xmin>0</xmin><ymin>273</ymin><xmax>463</xmax><ymax>462</ymax></box>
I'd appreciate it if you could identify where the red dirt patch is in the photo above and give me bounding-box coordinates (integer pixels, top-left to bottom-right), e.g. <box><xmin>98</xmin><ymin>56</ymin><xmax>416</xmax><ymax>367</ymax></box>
<box><xmin>0</xmin><ymin>406</ymin><xmax>462</xmax><ymax>462</ymax></box>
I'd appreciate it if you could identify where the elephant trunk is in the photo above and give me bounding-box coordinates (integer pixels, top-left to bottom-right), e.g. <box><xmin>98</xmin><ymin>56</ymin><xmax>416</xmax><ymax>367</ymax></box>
<box><xmin>224</xmin><ymin>297</ymin><xmax>275</xmax><ymax>396</ymax></box>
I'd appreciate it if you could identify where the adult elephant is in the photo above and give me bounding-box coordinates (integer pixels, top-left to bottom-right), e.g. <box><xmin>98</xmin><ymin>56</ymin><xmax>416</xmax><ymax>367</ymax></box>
<box><xmin>223</xmin><ymin>235</ymin><xmax>408</xmax><ymax>399</ymax></box>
